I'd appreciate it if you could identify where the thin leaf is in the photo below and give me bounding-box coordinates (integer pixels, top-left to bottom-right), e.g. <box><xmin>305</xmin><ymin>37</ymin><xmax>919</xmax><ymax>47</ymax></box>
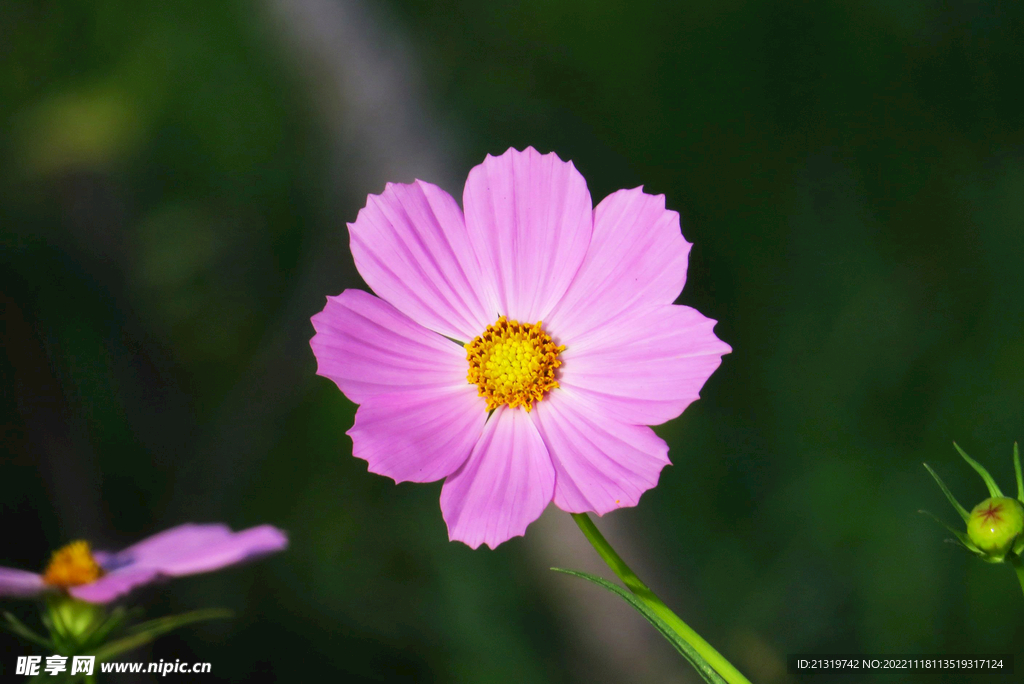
<box><xmin>40</xmin><ymin>612</ymin><xmax>74</xmax><ymax>655</ymax></box>
<box><xmin>122</xmin><ymin>607</ymin><xmax>231</xmax><ymax>637</ymax></box>
<box><xmin>77</xmin><ymin>606</ymin><xmax>131</xmax><ymax>653</ymax></box>
<box><xmin>918</xmin><ymin>510</ymin><xmax>981</xmax><ymax>554</ymax></box>
<box><xmin>923</xmin><ymin>463</ymin><xmax>970</xmax><ymax>522</ymax></box>
<box><xmin>552</xmin><ymin>568</ymin><xmax>727</xmax><ymax>684</ymax></box>
<box><xmin>1</xmin><ymin>611</ymin><xmax>55</xmax><ymax>650</ymax></box>
<box><xmin>91</xmin><ymin>608</ymin><xmax>231</xmax><ymax>663</ymax></box>
<box><xmin>1015</xmin><ymin>443</ymin><xmax>1022</xmax><ymax>503</ymax></box>
<box><xmin>954</xmin><ymin>443</ymin><xmax>1003</xmax><ymax>498</ymax></box>
<box><xmin>43</xmin><ymin>599</ymin><xmax>71</xmax><ymax>642</ymax></box>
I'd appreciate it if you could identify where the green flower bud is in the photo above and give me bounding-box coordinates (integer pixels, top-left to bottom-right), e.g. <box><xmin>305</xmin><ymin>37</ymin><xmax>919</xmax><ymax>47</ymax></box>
<box><xmin>45</xmin><ymin>594</ymin><xmax>107</xmax><ymax>644</ymax></box>
<box><xmin>967</xmin><ymin>497</ymin><xmax>1024</xmax><ymax>559</ymax></box>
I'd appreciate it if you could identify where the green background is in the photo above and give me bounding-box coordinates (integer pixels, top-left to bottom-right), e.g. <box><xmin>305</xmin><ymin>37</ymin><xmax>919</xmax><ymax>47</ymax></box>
<box><xmin>2</xmin><ymin>1</ymin><xmax>1023</xmax><ymax>682</ymax></box>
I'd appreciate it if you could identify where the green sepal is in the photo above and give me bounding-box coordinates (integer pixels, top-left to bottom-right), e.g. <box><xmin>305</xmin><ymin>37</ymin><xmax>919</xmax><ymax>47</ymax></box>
<box><xmin>43</xmin><ymin>595</ymin><xmax>115</xmax><ymax>654</ymax></box>
<box><xmin>1</xmin><ymin>611</ymin><xmax>55</xmax><ymax>650</ymax></box>
<box><xmin>1014</xmin><ymin>443</ymin><xmax>1023</xmax><ymax>503</ymax></box>
<box><xmin>90</xmin><ymin>608</ymin><xmax>232</xmax><ymax>663</ymax></box>
<box><xmin>923</xmin><ymin>463</ymin><xmax>970</xmax><ymax>522</ymax></box>
<box><xmin>954</xmin><ymin>443</ymin><xmax>1003</xmax><ymax>498</ymax></box>
<box><xmin>552</xmin><ymin>568</ymin><xmax>727</xmax><ymax>684</ymax></box>
<box><xmin>918</xmin><ymin>510</ymin><xmax>983</xmax><ymax>555</ymax></box>
<box><xmin>978</xmin><ymin>552</ymin><xmax>1007</xmax><ymax>564</ymax></box>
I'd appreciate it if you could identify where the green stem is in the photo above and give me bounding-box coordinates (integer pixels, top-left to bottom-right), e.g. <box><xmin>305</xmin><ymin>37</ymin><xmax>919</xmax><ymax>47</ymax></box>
<box><xmin>571</xmin><ymin>513</ymin><xmax>752</xmax><ymax>684</ymax></box>
<box><xmin>1008</xmin><ymin>553</ymin><xmax>1024</xmax><ymax>599</ymax></box>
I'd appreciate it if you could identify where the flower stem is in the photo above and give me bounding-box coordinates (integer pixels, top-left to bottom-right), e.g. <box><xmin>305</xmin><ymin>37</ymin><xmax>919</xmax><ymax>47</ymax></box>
<box><xmin>1007</xmin><ymin>553</ymin><xmax>1024</xmax><ymax>598</ymax></box>
<box><xmin>571</xmin><ymin>513</ymin><xmax>752</xmax><ymax>684</ymax></box>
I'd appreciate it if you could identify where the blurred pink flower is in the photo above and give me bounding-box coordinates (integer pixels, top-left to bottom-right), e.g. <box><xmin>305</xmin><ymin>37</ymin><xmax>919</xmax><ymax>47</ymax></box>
<box><xmin>0</xmin><ymin>524</ymin><xmax>287</xmax><ymax>603</ymax></box>
<box><xmin>311</xmin><ymin>147</ymin><xmax>730</xmax><ymax>549</ymax></box>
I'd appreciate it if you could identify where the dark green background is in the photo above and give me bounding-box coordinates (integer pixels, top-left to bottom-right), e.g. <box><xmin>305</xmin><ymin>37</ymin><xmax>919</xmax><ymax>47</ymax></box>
<box><xmin>2</xmin><ymin>1</ymin><xmax>1023</xmax><ymax>682</ymax></box>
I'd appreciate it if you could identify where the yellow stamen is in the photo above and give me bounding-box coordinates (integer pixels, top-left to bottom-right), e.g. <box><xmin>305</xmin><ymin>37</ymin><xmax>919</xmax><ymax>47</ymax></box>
<box><xmin>42</xmin><ymin>541</ymin><xmax>103</xmax><ymax>587</ymax></box>
<box><xmin>466</xmin><ymin>317</ymin><xmax>565</xmax><ymax>412</ymax></box>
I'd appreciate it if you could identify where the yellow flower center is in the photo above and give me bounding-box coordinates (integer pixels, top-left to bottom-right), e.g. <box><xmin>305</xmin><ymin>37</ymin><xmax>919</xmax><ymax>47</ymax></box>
<box><xmin>466</xmin><ymin>317</ymin><xmax>565</xmax><ymax>412</ymax></box>
<box><xmin>42</xmin><ymin>541</ymin><xmax>104</xmax><ymax>587</ymax></box>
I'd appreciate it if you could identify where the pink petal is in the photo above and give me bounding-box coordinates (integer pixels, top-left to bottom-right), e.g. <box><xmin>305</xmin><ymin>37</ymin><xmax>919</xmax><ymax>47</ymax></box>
<box><xmin>349</xmin><ymin>180</ymin><xmax>496</xmax><ymax>341</ymax></box>
<box><xmin>463</xmin><ymin>147</ymin><xmax>593</xmax><ymax>323</ymax></box>
<box><xmin>311</xmin><ymin>289</ymin><xmax>468</xmax><ymax>404</ymax></box>
<box><xmin>547</xmin><ymin>187</ymin><xmax>691</xmax><ymax>340</ymax></box>
<box><xmin>348</xmin><ymin>385</ymin><xmax>486</xmax><ymax>483</ymax></box>
<box><xmin>440</xmin><ymin>407</ymin><xmax>555</xmax><ymax>549</ymax></box>
<box><xmin>560</xmin><ymin>304</ymin><xmax>731</xmax><ymax>425</ymax></box>
<box><xmin>0</xmin><ymin>567</ymin><xmax>45</xmax><ymax>598</ymax></box>
<box><xmin>120</xmin><ymin>524</ymin><xmax>287</xmax><ymax>575</ymax></box>
<box><xmin>73</xmin><ymin>524</ymin><xmax>288</xmax><ymax>603</ymax></box>
<box><xmin>532</xmin><ymin>389</ymin><xmax>670</xmax><ymax>514</ymax></box>
<box><xmin>69</xmin><ymin>567</ymin><xmax>160</xmax><ymax>603</ymax></box>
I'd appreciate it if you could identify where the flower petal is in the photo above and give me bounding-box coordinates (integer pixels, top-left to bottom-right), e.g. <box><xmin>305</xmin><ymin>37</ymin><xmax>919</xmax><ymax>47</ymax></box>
<box><xmin>547</xmin><ymin>187</ymin><xmax>691</xmax><ymax>339</ymax></box>
<box><xmin>463</xmin><ymin>147</ymin><xmax>593</xmax><ymax>323</ymax></box>
<box><xmin>72</xmin><ymin>525</ymin><xmax>286</xmax><ymax>603</ymax></box>
<box><xmin>0</xmin><ymin>567</ymin><xmax>45</xmax><ymax>598</ymax></box>
<box><xmin>532</xmin><ymin>389</ymin><xmax>670</xmax><ymax>514</ymax></box>
<box><xmin>560</xmin><ymin>304</ymin><xmax>731</xmax><ymax>425</ymax></box>
<box><xmin>440</xmin><ymin>407</ymin><xmax>555</xmax><ymax>549</ymax></box>
<box><xmin>72</xmin><ymin>524</ymin><xmax>288</xmax><ymax>603</ymax></box>
<box><xmin>311</xmin><ymin>289</ymin><xmax>467</xmax><ymax>405</ymax></box>
<box><xmin>69</xmin><ymin>567</ymin><xmax>160</xmax><ymax>603</ymax></box>
<box><xmin>349</xmin><ymin>385</ymin><xmax>486</xmax><ymax>483</ymax></box>
<box><xmin>349</xmin><ymin>180</ymin><xmax>496</xmax><ymax>341</ymax></box>
<box><xmin>114</xmin><ymin>524</ymin><xmax>286</xmax><ymax>573</ymax></box>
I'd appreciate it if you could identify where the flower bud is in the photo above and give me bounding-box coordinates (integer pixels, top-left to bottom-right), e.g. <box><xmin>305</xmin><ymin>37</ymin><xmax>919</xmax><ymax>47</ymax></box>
<box><xmin>45</xmin><ymin>595</ymin><xmax>107</xmax><ymax>643</ymax></box>
<box><xmin>967</xmin><ymin>497</ymin><xmax>1024</xmax><ymax>559</ymax></box>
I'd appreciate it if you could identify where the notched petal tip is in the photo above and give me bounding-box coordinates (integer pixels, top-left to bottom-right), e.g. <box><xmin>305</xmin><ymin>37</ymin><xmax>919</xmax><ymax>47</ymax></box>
<box><xmin>490</xmin><ymin>145</ymin><xmax>572</xmax><ymax>166</ymax></box>
<box><xmin>619</xmin><ymin>184</ymin><xmax>662</xmax><ymax>205</ymax></box>
<box><xmin>447</xmin><ymin>529</ymin><xmax>509</xmax><ymax>551</ymax></box>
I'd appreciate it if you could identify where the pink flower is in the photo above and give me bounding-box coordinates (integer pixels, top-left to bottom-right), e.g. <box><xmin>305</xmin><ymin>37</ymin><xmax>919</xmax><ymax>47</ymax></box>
<box><xmin>0</xmin><ymin>524</ymin><xmax>287</xmax><ymax>603</ymax></box>
<box><xmin>311</xmin><ymin>147</ymin><xmax>730</xmax><ymax>549</ymax></box>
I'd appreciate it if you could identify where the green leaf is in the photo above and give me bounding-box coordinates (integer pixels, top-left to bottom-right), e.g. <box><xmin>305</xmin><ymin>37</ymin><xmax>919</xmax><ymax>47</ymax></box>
<box><xmin>1014</xmin><ymin>443</ymin><xmax>1022</xmax><ymax>503</ymax></box>
<box><xmin>552</xmin><ymin>568</ymin><xmax>727</xmax><ymax>684</ymax></box>
<box><xmin>90</xmin><ymin>608</ymin><xmax>232</xmax><ymax>663</ymax></box>
<box><xmin>918</xmin><ymin>510</ymin><xmax>982</xmax><ymax>555</ymax></box>
<box><xmin>1</xmin><ymin>611</ymin><xmax>55</xmax><ymax>650</ymax></box>
<box><xmin>954</xmin><ymin>443</ymin><xmax>1003</xmax><ymax>498</ymax></box>
<box><xmin>923</xmin><ymin>463</ymin><xmax>970</xmax><ymax>522</ymax></box>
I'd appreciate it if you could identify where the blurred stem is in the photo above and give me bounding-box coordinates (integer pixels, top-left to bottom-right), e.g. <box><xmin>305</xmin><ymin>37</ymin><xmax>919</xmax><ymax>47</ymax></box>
<box><xmin>571</xmin><ymin>513</ymin><xmax>752</xmax><ymax>684</ymax></box>
<box><xmin>1007</xmin><ymin>553</ymin><xmax>1024</xmax><ymax>598</ymax></box>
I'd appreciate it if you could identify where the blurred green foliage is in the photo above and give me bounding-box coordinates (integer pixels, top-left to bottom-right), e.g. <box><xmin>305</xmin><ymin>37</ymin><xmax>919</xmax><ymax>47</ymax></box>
<box><xmin>2</xmin><ymin>0</ymin><xmax>1023</xmax><ymax>682</ymax></box>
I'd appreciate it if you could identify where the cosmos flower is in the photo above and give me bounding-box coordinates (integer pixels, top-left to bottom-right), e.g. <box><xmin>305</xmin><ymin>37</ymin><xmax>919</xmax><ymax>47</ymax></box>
<box><xmin>311</xmin><ymin>147</ymin><xmax>730</xmax><ymax>549</ymax></box>
<box><xmin>0</xmin><ymin>524</ymin><xmax>287</xmax><ymax>603</ymax></box>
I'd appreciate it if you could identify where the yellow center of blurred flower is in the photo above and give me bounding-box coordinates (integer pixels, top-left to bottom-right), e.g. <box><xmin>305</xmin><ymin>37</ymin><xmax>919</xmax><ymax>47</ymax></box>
<box><xmin>42</xmin><ymin>541</ymin><xmax>103</xmax><ymax>587</ymax></box>
<box><xmin>466</xmin><ymin>317</ymin><xmax>564</xmax><ymax>412</ymax></box>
